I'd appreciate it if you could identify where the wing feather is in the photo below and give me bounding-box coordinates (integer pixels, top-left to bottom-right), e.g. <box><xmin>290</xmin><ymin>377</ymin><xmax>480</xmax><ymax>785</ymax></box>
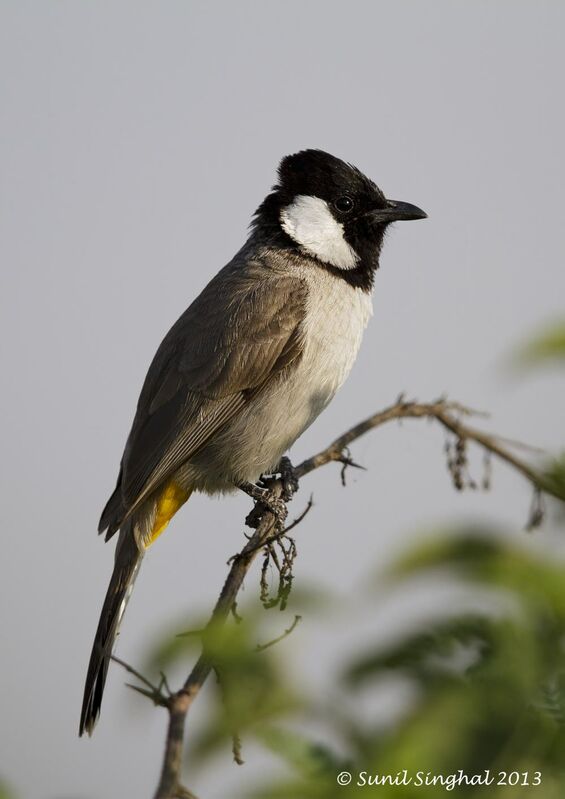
<box><xmin>100</xmin><ymin>253</ymin><xmax>307</xmax><ymax>535</ymax></box>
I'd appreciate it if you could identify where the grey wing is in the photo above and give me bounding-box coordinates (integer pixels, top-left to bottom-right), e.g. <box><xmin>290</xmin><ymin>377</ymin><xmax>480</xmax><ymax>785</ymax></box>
<box><xmin>99</xmin><ymin>257</ymin><xmax>307</xmax><ymax>538</ymax></box>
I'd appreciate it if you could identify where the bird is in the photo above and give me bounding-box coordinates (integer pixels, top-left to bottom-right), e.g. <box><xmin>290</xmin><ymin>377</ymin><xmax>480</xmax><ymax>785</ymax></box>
<box><xmin>79</xmin><ymin>148</ymin><xmax>426</xmax><ymax>736</ymax></box>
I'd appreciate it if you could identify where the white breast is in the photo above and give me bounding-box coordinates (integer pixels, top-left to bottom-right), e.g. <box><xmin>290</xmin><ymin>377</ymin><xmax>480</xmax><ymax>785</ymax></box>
<box><xmin>226</xmin><ymin>268</ymin><xmax>372</xmax><ymax>478</ymax></box>
<box><xmin>183</xmin><ymin>267</ymin><xmax>373</xmax><ymax>492</ymax></box>
<box><xmin>293</xmin><ymin>268</ymin><xmax>373</xmax><ymax>421</ymax></box>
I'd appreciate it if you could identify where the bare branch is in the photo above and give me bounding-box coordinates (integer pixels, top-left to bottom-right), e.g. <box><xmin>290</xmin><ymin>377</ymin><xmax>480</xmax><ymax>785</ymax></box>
<box><xmin>148</xmin><ymin>396</ymin><xmax>562</xmax><ymax>798</ymax></box>
<box><xmin>294</xmin><ymin>398</ymin><xmax>560</xmax><ymax>500</ymax></box>
<box><xmin>153</xmin><ymin>484</ymin><xmax>283</xmax><ymax>798</ymax></box>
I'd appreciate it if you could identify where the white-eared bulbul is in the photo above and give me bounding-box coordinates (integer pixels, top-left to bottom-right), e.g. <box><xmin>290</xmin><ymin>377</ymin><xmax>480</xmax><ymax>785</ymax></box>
<box><xmin>80</xmin><ymin>149</ymin><xmax>426</xmax><ymax>735</ymax></box>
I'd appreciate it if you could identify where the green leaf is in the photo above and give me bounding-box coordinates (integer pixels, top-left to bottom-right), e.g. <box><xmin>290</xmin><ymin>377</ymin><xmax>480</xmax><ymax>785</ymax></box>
<box><xmin>387</xmin><ymin>531</ymin><xmax>565</xmax><ymax>616</ymax></box>
<box><xmin>145</xmin><ymin>615</ymin><xmax>204</xmax><ymax>673</ymax></box>
<box><xmin>343</xmin><ymin>614</ymin><xmax>495</xmax><ymax>687</ymax></box>
<box><xmin>257</xmin><ymin>725</ymin><xmax>344</xmax><ymax>778</ymax></box>
<box><xmin>0</xmin><ymin>780</ymin><xmax>17</xmax><ymax>799</ymax></box>
<box><xmin>539</xmin><ymin>453</ymin><xmax>565</xmax><ymax>502</ymax></box>
<box><xmin>515</xmin><ymin>320</ymin><xmax>565</xmax><ymax>366</ymax></box>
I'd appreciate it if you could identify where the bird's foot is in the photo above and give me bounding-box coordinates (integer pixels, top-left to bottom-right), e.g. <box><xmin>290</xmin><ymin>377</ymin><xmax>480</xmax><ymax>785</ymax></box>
<box><xmin>238</xmin><ymin>482</ymin><xmax>288</xmax><ymax>530</ymax></box>
<box><xmin>277</xmin><ymin>456</ymin><xmax>300</xmax><ymax>501</ymax></box>
<box><xmin>258</xmin><ymin>457</ymin><xmax>300</xmax><ymax>502</ymax></box>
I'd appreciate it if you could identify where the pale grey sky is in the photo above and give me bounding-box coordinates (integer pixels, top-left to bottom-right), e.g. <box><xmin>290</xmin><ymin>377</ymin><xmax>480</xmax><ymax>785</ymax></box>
<box><xmin>1</xmin><ymin>2</ymin><xmax>564</xmax><ymax>798</ymax></box>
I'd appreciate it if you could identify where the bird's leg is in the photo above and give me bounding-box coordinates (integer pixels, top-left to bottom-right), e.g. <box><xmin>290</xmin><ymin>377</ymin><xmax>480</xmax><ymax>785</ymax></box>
<box><xmin>276</xmin><ymin>456</ymin><xmax>300</xmax><ymax>501</ymax></box>
<box><xmin>238</xmin><ymin>481</ymin><xmax>288</xmax><ymax>530</ymax></box>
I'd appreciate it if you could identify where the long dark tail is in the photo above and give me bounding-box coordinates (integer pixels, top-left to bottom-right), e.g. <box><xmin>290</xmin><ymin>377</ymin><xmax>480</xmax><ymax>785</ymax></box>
<box><xmin>79</xmin><ymin>522</ymin><xmax>144</xmax><ymax>736</ymax></box>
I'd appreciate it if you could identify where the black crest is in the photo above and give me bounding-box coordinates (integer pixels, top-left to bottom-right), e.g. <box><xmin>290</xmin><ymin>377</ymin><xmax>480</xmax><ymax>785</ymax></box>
<box><xmin>251</xmin><ymin>149</ymin><xmax>391</xmax><ymax>291</ymax></box>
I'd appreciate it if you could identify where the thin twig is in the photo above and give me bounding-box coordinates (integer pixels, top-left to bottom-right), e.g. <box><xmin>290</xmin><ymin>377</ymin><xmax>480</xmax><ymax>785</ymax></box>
<box><xmin>111</xmin><ymin>655</ymin><xmax>169</xmax><ymax>707</ymax></box>
<box><xmin>256</xmin><ymin>615</ymin><xmax>302</xmax><ymax>652</ymax></box>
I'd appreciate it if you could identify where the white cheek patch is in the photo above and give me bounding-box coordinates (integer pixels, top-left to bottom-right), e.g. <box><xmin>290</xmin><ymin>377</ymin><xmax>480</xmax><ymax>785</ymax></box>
<box><xmin>280</xmin><ymin>195</ymin><xmax>359</xmax><ymax>270</ymax></box>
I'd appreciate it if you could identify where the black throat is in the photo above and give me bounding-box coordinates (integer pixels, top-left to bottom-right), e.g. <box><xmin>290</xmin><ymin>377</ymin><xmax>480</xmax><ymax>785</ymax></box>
<box><xmin>316</xmin><ymin>257</ymin><xmax>378</xmax><ymax>292</ymax></box>
<box><xmin>251</xmin><ymin>193</ymin><xmax>382</xmax><ymax>293</ymax></box>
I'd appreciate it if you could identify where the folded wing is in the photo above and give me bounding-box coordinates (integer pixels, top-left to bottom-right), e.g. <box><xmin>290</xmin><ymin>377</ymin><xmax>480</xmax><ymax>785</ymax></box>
<box><xmin>99</xmin><ymin>256</ymin><xmax>307</xmax><ymax>538</ymax></box>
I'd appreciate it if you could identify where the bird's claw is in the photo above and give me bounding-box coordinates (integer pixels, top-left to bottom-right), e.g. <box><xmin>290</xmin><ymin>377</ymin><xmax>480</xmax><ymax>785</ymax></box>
<box><xmin>258</xmin><ymin>457</ymin><xmax>299</xmax><ymax>501</ymax></box>
<box><xmin>277</xmin><ymin>456</ymin><xmax>299</xmax><ymax>501</ymax></box>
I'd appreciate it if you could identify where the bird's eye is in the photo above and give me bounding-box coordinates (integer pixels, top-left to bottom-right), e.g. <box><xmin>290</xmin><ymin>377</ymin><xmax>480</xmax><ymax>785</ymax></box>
<box><xmin>334</xmin><ymin>195</ymin><xmax>355</xmax><ymax>213</ymax></box>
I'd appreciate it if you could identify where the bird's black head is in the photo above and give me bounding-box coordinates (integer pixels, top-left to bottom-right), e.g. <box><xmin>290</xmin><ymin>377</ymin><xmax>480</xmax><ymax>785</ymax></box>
<box><xmin>252</xmin><ymin>149</ymin><xmax>426</xmax><ymax>290</ymax></box>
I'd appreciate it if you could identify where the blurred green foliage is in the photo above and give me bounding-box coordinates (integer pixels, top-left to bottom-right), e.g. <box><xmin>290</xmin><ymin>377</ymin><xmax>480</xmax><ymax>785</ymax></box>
<box><xmin>540</xmin><ymin>454</ymin><xmax>565</xmax><ymax>504</ymax></box>
<box><xmin>516</xmin><ymin>317</ymin><xmax>565</xmax><ymax>504</ymax></box>
<box><xmin>0</xmin><ymin>781</ymin><xmax>16</xmax><ymax>799</ymax></box>
<box><xmin>515</xmin><ymin>319</ymin><xmax>565</xmax><ymax>367</ymax></box>
<box><xmin>156</xmin><ymin>532</ymin><xmax>565</xmax><ymax>798</ymax></box>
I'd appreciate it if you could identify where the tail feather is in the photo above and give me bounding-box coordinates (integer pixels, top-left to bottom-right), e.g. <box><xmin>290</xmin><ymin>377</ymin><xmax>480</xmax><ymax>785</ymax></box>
<box><xmin>79</xmin><ymin>524</ymin><xmax>143</xmax><ymax>736</ymax></box>
<box><xmin>98</xmin><ymin>464</ymin><xmax>125</xmax><ymax>540</ymax></box>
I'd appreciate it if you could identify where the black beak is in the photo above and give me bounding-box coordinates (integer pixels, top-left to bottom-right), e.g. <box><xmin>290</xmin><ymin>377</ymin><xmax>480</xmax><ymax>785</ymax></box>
<box><xmin>370</xmin><ymin>199</ymin><xmax>427</xmax><ymax>223</ymax></box>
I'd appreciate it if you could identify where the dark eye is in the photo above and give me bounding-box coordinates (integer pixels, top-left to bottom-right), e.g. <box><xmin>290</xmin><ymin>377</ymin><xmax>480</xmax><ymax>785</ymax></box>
<box><xmin>334</xmin><ymin>195</ymin><xmax>355</xmax><ymax>214</ymax></box>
